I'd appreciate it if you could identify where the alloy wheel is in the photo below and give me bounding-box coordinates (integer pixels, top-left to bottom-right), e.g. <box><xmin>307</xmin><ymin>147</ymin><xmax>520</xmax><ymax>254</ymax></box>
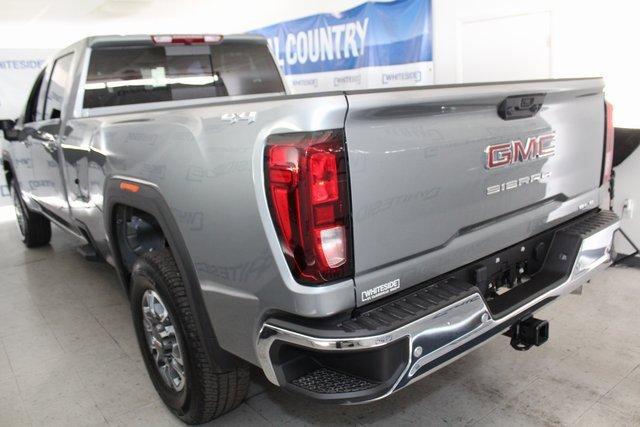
<box><xmin>141</xmin><ymin>289</ymin><xmax>186</xmax><ymax>392</ymax></box>
<box><xmin>12</xmin><ymin>187</ymin><xmax>25</xmax><ymax>236</ymax></box>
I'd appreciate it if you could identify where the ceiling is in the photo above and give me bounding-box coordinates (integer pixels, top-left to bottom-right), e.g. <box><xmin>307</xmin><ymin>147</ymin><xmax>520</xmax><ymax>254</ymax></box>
<box><xmin>0</xmin><ymin>0</ymin><xmax>367</xmax><ymax>49</ymax></box>
<box><xmin>0</xmin><ymin>0</ymin><xmax>156</xmax><ymax>24</ymax></box>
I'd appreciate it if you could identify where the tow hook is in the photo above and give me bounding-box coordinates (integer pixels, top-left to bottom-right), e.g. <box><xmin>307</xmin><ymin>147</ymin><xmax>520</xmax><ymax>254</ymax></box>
<box><xmin>507</xmin><ymin>316</ymin><xmax>549</xmax><ymax>351</ymax></box>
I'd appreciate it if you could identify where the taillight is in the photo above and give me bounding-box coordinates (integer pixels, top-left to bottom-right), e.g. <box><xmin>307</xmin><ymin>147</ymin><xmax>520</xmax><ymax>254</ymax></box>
<box><xmin>602</xmin><ymin>101</ymin><xmax>614</xmax><ymax>184</ymax></box>
<box><xmin>265</xmin><ymin>130</ymin><xmax>352</xmax><ymax>284</ymax></box>
<box><xmin>152</xmin><ymin>34</ymin><xmax>223</xmax><ymax>45</ymax></box>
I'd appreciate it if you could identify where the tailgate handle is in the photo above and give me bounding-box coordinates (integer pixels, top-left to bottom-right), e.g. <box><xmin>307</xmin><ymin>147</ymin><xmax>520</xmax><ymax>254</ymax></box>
<box><xmin>498</xmin><ymin>93</ymin><xmax>546</xmax><ymax>120</ymax></box>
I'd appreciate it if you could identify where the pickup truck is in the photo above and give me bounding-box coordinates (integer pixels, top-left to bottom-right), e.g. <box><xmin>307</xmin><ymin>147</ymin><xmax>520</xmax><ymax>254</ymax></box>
<box><xmin>0</xmin><ymin>34</ymin><xmax>620</xmax><ymax>424</ymax></box>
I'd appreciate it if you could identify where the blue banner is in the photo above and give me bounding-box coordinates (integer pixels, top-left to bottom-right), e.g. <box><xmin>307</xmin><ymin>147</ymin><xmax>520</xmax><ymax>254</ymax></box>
<box><xmin>250</xmin><ymin>0</ymin><xmax>432</xmax><ymax>76</ymax></box>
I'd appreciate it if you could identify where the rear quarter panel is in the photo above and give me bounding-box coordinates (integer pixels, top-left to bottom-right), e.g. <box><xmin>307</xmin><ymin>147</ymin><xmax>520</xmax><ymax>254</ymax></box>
<box><xmin>61</xmin><ymin>94</ymin><xmax>354</xmax><ymax>364</ymax></box>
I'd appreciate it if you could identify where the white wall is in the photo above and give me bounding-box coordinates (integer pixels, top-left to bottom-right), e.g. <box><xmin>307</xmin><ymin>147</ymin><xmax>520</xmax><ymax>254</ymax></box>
<box><xmin>2</xmin><ymin>0</ymin><xmax>636</xmax><ymax>125</ymax></box>
<box><xmin>431</xmin><ymin>0</ymin><xmax>640</xmax><ymax>128</ymax></box>
<box><xmin>612</xmin><ymin>146</ymin><xmax>640</xmax><ymax>246</ymax></box>
<box><xmin>2</xmin><ymin>0</ymin><xmax>640</xmax><ymax>217</ymax></box>
<box><xmin>0</xmin><ymin>0</ymin><xmax>370</xmax><ymax>49</ymax></box>
<box><xmin>0</xmin><ymin>49</ymin><xmax>55</xmax><ymax>118</ymax></box>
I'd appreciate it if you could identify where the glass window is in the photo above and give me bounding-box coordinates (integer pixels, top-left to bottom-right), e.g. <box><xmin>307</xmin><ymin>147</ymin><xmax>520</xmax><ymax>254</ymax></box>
<box><xmin>83</xmin><ymin>41</ymin><xmax>284</xmax><ymax>109</ymax></box>
<box><xmin>23</xmin><ymin>69</ymin><xmax>45</xmax><ymax>123</ymax></box>
<box><xmin>44</xmin><ymin>54</ymin><xmax>74</xmax><ymax>120</ymax></box>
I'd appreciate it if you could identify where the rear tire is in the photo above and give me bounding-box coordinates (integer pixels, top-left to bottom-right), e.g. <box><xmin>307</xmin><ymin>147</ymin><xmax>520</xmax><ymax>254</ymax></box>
<box><xmin>130</xmin><ymin>250</ymin><xmax>250</xmax><ymax>424</ymax></box>
<box><xmin>10</xmin><ymin>179</ymin><xmax>51</xmax><ymax>248</ymax></box>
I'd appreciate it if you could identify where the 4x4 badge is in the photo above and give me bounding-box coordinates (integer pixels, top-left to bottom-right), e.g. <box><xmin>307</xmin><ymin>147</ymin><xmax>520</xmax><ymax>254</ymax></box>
<box><xmin>221</xmin><ymin>112</ymin><xmax>257</xmax><ymax>124</ymax></box>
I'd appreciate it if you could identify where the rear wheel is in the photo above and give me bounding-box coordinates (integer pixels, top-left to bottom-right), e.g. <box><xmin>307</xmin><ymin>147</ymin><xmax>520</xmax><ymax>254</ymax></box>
<box><xmin>10</xmin><ymin>179</ymin><xmax>51</xmax><ymax>247</ymax></box>
<box><xmin>130</xmin><ymin>250</ymin><xmax>250</xmax><ymax>424</ymax></box>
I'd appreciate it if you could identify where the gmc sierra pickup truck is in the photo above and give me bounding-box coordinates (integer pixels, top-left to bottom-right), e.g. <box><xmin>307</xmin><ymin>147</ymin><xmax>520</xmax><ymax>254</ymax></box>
<box><xmin>0</xmin><ymin>34</ymin><xmax>620</xmax><ymax>424</ymax></box>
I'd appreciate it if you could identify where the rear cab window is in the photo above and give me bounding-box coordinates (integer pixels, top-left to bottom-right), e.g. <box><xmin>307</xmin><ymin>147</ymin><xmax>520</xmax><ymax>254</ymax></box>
<box><xmin>82</xmin><ymin>41</ymin><xmax>285</xmax><ymax>109</ymax></box>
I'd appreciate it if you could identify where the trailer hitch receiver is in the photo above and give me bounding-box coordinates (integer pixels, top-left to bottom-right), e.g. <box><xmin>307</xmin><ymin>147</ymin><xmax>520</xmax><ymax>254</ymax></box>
<box><xmin>508</xmin><ymin>316</ymin><xmax>549</xmax><ymax>351</ymax></box>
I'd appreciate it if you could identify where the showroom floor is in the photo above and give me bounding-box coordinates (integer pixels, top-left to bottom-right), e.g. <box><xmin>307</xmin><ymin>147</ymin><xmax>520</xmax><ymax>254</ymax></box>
<box><xmin>0</xmin><ymin>209</ymin><xmax>639</xmax><ymax>426</ymax></box>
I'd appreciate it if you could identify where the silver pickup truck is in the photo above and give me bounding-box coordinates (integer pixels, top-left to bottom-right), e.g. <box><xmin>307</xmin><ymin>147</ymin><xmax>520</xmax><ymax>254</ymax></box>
<box><xmin>0</xmin><ymin>34</ymin><xmax>620</xmax><ymax>424</ymax></box>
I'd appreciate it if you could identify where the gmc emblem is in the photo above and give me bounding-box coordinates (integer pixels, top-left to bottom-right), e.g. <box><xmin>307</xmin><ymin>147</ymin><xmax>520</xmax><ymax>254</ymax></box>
<box><xmin>485</xmin><ymin>132</ymin><xmax>556</xmax><ymax>169</ymax></box>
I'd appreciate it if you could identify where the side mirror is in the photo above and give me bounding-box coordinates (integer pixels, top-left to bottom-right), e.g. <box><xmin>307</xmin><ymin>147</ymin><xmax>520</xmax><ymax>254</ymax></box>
<box><xmin>0</xmin><ymin>119</ymin><xmax>19</xmax><ymax>141</ymax></box>
<box><xmin>0</xmin><ymin>119</ymin><xmax>15</xmax><ymax>132</ymax></box>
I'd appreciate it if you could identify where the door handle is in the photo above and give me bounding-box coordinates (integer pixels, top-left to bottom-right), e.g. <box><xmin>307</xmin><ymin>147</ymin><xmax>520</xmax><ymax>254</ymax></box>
<box><xmin>28</xmin><ymin>129</ymin><xmax>57</xmax><ymax>152</ymax></box>
<box><xmin>34</xmin><ymin>130</ymin><xmax>56</xmax><ymax>142</ymax></box>
<box><xmin>42</xmin><ymin>140</ymin><xmax>58</xmax><ymax>154</ymax></box>
<box><xmin>498</xmin><ymin>93</ymin><xmax>546</xmax><ymax>120</ymax></box>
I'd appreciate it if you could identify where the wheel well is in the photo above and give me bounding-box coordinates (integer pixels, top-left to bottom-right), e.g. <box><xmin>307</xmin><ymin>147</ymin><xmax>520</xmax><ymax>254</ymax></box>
<box><xmin>3</xmin><ymin>160</ymin><xmax>13</xmax><ymax>187</ymax></box>
<box><xmin>113</xmin><ymin>204</ymin><xmax>168</xmax><ymax>278</ymax></box>
<box><xmin>107</xmin><ymin>191</ymin><xmax>242</xmax><ymax>370</ymax></box>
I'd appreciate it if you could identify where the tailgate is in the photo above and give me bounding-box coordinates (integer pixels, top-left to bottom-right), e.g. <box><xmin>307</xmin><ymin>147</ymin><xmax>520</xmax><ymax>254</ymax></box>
<box><xmin>344</xmin><ymin>78</ymin><xmax>605</xmax><ymax>306</ymax></box>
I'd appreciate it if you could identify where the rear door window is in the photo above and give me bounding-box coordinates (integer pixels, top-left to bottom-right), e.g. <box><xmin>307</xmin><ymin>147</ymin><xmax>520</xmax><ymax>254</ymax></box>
<box><xmin>43</xmin><ymin>54</ymin><xmax>74</xmax><ymax>120</ymax></box>
<box><xmin>83</xmin><ymin>41</ymin><xmax>284</xmax><ymax>109</ymax></box>
<box><xmin>23</xmin><ymin>69</ymin><xmax>45</xmax><ymax>123</ymax></box>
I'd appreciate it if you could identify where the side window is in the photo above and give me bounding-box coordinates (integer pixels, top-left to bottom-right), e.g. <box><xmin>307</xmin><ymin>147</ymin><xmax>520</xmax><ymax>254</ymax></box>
<box><xmin>43</xmin><ymin>54</ymin><xmax>74</xmax><ymax>120</ymax></box>
<box><xmin>23</xmin><ymin>69</ymin><xmax>45</xmax><ymax>124</ymax></box>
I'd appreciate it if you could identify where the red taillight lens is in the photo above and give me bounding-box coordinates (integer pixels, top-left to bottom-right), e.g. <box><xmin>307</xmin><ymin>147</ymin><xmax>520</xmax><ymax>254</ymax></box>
<box><xmin>265</xmin><ymin>130</ymin><xmax>352</xmax><ymax>284</ymax></box>
<box><xmin>603</xmin><ymin>101</ymin><xmax>614</xmax><ymax>184</ymax></box>
<box><xmin>310</xmin><ymin>152</ymin><xmax>339</xmax><ymax>203</ymax></box>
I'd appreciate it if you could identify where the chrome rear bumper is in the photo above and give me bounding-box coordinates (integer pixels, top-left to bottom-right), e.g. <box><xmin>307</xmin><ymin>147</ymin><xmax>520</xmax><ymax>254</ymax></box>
<box><xmin>256</xmin><ymin>211</ymin><xmax>620</xmax><ymax>403</ymax></box>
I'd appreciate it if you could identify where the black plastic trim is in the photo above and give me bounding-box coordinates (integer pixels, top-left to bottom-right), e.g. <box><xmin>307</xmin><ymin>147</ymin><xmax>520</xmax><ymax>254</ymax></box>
<box><xmin>497</xmin><ymin>93</ymin><xmax>546</xmax><ymax>120</ymax></box>
<box><xmin>1</xmin><ymin>150</ymin><xmax>14</xmax><ymax>187</ymax></box>
<box><xmin>613</xmin><ymin>127</ymin><xmax>640</xmax><ymax>167</ymax></box>
<box><xmin>103</xmin><ymin>176</ymin><xmax>239</xmax><ymax>370</ymax></box>
<box><xmin>268</xmin><ymin>279</ymin><xmax>478</xmax><ymax>339</ymax></box>
<box><xmin>34</xmin><ymin>200</ymin><xmax>73</xmax><ymax>230</ymax></box>
<box><xmin>271</xmin><ymin>337</ymin><xmax>409</xmax><ymax>403</ymax></box>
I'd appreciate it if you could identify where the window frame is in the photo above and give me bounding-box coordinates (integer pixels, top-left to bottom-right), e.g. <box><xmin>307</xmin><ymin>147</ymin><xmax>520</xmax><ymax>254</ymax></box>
<box><xmin>23</xmin><ymin>69</ymin><xmax>46</xmax><ymax>125</ymax></box>
<box><xmin>42</xmin><ymin>53</ymin><xmax>74</xmax><ymax>121</ymax></box>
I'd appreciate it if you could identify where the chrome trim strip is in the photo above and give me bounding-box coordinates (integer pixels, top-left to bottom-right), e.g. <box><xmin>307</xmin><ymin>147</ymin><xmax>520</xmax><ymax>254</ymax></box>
<box><xmin>256</xmin><ymin>217</ymin><xmax>620</xmax><ymax>401</ymax></box>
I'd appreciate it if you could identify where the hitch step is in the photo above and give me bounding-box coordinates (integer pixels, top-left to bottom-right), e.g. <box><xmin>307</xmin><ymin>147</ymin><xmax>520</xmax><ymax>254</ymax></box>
<box><xmin>291</xmin><ymin>368</ymin><xmax>379</xmax><ymax>394</ymax></box>
<box><xmin>507</xmin><ymin>316</ymin><xmax>549</xmax><ymax>351</ymax></box>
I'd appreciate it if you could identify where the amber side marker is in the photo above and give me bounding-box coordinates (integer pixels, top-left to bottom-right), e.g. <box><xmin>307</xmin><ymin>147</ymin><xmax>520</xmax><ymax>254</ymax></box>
<box><xmin>119</xmin><ymin>181</ymin><xmax>140</xmax><ymax>193</ymax></box>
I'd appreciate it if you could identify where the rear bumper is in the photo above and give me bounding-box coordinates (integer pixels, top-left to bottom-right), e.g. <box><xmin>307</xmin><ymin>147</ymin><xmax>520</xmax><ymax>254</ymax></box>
<box><xmin>256</xmin><ymin>210</ymin><xmax>620</xmax><ymax>403</ymax></box>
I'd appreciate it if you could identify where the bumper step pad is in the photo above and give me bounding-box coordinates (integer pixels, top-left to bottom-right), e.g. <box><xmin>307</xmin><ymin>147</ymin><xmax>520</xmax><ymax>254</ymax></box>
<box><xmin>561</xmin><ymin>210</ymin><xmax>619</xmax><ymax>239</ymax></box>
<box><xmin>291</xmin><ymin>368</ymin><xmax>379</xmax><ymax>394</ymax></box>
<box><xmin>339</xmin><ymin>279</ymin><xmax>477</xmax><ymax>334</ymax></box>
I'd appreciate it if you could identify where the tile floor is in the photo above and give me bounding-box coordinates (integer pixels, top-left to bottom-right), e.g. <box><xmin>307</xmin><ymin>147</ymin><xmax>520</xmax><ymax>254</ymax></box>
<box><xmin>0</xmin><ymin>209</ymin><xmax>638</xmax><ymax>426</ymax></box>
